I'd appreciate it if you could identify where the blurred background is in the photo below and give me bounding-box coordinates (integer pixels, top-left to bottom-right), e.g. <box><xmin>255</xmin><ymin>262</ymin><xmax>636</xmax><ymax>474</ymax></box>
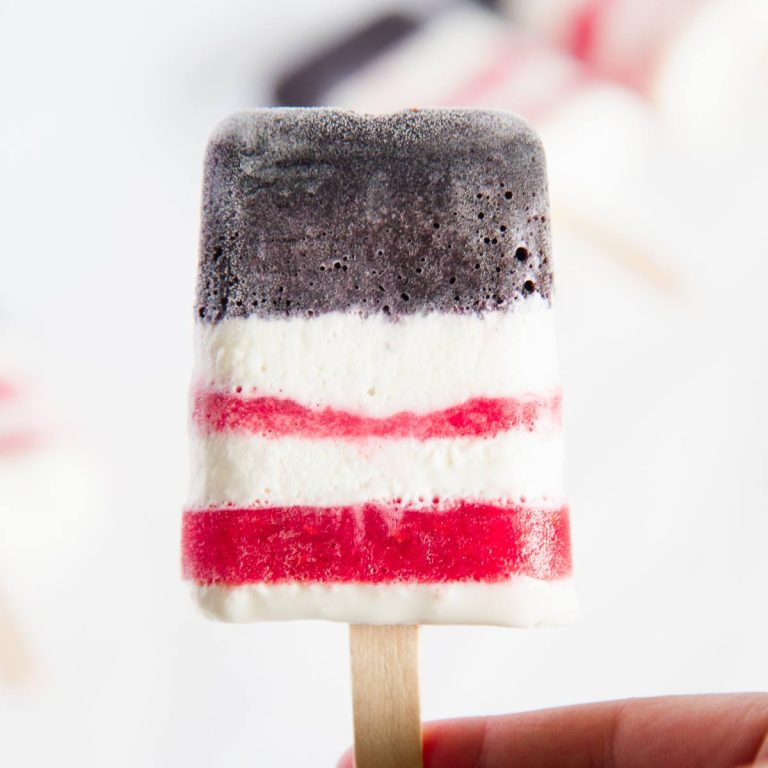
<box><xmin>1</xmin><ymin>0</ymin><xmax>767</xmax><ymax>764</ymax></box>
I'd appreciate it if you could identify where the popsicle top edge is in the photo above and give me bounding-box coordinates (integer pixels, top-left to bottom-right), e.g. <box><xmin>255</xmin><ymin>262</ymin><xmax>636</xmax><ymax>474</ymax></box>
<box><xmin>207</xmin><ymin>107</ymin><xmax>543</xmax><ymax>152</ymax></box>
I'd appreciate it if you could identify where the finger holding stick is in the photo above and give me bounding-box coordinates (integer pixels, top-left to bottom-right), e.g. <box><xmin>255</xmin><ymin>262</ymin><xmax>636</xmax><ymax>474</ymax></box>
<box><xmin>338</xmin><ymin>694</ymin><xmax>768</xmax><ymax>768</ymax></box>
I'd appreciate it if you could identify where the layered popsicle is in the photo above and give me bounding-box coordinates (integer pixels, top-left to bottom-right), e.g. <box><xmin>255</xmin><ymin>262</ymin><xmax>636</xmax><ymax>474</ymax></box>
<box><xmin>182</xmin><ymin>108</ymin><xmax>576</xmax><ymax>626</ymax></box>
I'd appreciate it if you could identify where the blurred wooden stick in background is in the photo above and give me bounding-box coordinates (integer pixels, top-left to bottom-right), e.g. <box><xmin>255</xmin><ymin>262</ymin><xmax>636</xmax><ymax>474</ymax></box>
<box><xmin>0</xmin><ymin>584</ymin><xmax>34</xmax><ymax>687</ymax></box>
<box><xmin>555</xmin><ymin>204</ymin><xmax>683</xmax><ymax>297</ymax></box>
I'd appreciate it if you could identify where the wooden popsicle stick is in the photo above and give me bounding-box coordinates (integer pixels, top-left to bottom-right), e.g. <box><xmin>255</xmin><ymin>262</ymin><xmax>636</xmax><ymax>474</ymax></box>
<box><xmin>350</xmin><ymin>625</ymin><xmax>423</xmax><ymax>768</ymax></box>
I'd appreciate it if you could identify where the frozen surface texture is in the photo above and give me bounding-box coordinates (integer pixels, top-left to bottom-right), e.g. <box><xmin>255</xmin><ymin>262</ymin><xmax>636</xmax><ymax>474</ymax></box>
<box><xmin>197</xmin><ymin>108</ymin><xmax>552</xmax><ymax>321</ymax></box>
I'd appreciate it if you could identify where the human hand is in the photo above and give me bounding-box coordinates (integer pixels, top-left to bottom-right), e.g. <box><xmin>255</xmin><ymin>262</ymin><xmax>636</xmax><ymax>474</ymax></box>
<box><xmin>338</xmin><ymin>694</ymin><xmax>768</xmax><ymax>767</ymax></box>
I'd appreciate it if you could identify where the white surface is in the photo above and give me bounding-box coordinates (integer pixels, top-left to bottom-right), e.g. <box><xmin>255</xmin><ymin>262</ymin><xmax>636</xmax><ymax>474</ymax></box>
<box><xmin>195</xmin><ymin>578</ymin><xmax>579</xmax><ymax>626</ymax></box>
<box><xmin>194</xmin><ymin>302</ymin><xmax>560</xmax><ymax>415</ymax></box>
<box><xmin>0</xmin><ymin>1</ymin><xmax>767</xmax><ymax>767</ymax></box>
<box><xmin>189</xmin><ymin>428</ymin><xmax>564</xmax><ymax>507</ymax></box>
<box><xmin>654</xmin><ymin>0</ymin><xmax>768</xmax><ymax>147</ymax></box>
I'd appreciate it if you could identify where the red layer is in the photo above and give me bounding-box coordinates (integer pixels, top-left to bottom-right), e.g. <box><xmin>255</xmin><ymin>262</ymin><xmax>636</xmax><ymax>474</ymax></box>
<box><xmin>182</xmin><ymin>502</ymin><xmax>571</xmax><ymax>585</ymax></box>
<box><xmin>193</xmin><ymin>390</ymin><xmax>561</xmax><ymax>440</ymax></box>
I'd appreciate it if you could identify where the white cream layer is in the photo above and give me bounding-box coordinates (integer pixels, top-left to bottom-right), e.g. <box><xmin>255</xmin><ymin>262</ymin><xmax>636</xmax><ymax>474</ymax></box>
<box><xmin>193</xmin><ymin>300</ymin><xmax>559</xmax><ymax>417</ymax></box>
<box><xmin>193</xmin><ymin>577</ymin><xmax>578</xmax><ymax>627</ymax></box>
<box><xmin>188</xmin><ymin>430</ymin><xmax>564</xmax><ymax>509</ymax></box>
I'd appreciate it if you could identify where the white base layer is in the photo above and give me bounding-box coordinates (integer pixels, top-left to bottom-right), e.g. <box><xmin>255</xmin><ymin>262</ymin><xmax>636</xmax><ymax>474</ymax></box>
<box><xmin>192</xmin><ymin>577</ymin><xmax>578</xmax><ymax>627</ymax></box>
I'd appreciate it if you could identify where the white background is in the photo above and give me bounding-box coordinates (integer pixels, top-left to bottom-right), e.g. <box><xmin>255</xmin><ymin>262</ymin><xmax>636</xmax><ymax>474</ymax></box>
<box><xmin>0</xmin><ymin>0</ymin><xmax>767</xmax><ymax>765</ymax></box>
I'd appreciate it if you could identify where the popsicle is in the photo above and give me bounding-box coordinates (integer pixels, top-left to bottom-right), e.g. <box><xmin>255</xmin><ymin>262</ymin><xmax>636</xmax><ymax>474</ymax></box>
<box><xmin>182</xmin><ymin>108</ymin><xmax>576</xmax><ymax>627</ymax></box>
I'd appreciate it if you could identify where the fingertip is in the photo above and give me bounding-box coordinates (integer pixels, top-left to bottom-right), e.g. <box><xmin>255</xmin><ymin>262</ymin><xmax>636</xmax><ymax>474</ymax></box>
<box><xmin>423</xmin><ymin>717</ymin><xmax>487</xmax><ymax>767</ymax></box>
<box><xmin>336</xmin><ymin>746</ymin><xmax>353</xmax><ymax>768</ymax></box>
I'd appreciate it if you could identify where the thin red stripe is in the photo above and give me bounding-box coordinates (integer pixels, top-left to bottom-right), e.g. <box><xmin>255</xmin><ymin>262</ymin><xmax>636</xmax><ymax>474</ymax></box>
<box><xmin>182</xmin><ymin>502</ymin><xmax>571</xmax><ymax>585</ymax></box>
<box><xmin>193</xmin><ymin>390</ymin><xmax>561</xmax><ymax>440</ymax></box>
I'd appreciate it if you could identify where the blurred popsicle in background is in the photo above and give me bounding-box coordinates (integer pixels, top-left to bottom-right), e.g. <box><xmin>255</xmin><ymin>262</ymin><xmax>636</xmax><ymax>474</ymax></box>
<box><xmin>498</xmin><ymin>0</ymin><xmax>705</xmax><ymax>92</ymax></box>
<box><xmin>492</xmin><ymin>0</ymin><xmax>768</xmax><ymax>149</ymax></box>
<box><xmin>0</xmin><ymin>317</ymin><xmax>105</xmax><ymax>689</ymax></box>
<box><xmin>653</xmin><ymin>0</ymin><xmax>768</xmax><ymax>148</ymax></box>
<box><xmin>273</xmin><ymin>2</ymin><xmax>685</xmax><ymax>295</ymax></box>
